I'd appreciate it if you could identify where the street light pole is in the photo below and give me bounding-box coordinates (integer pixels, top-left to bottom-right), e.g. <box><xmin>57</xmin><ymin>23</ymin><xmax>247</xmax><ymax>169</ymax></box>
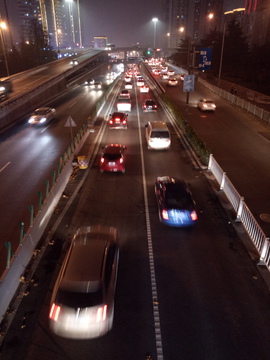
<box><xmin>77</xmin><ymin>0</ymin><xmax>82</xmax><ymax>48</ymax></box>
<box><xmin>0</xmin><ymin>22</ymin><xmax>9</xmax><ymax>76</ymax></box>
<box><xmin>218</xmin><ymin>22</ymin><xmax>226</xmax><ymax>87</ymax></box>
<box><xmin>152</xmin><ymin>17</ymin><xmax>158</xmax><ymax>56</ymax></box>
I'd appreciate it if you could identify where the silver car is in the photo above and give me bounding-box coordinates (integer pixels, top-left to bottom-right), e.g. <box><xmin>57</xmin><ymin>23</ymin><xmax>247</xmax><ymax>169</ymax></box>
<box><xmin>28</xmin><ymin>107</ymin><xmax>56</xmax><ymax>124</ymax></box>
<box><xmin>49</xmin><ymin>225</ymin><xmax>119</xmax><ymax>339</ymax></box>
<box><xmin>197</xmin><ymin>98</ymin><xmax>216</xmax><ymax>111</ymax></box>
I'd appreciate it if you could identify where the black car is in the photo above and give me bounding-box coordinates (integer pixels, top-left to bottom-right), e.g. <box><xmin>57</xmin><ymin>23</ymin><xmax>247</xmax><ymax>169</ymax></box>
<box><xmin>142</xmin><ymin>99</ymin><xmax>157</xmax><ymax>112</ymax></box>
<box><xmin>155</xmin><ymin>176</ymin><xmax>198</xmax><ymax>227</ymax></box>
<box><xmin>108</xmin><ymin>112</ymin><xmax>128</xmax><ymax>129</ymax></box>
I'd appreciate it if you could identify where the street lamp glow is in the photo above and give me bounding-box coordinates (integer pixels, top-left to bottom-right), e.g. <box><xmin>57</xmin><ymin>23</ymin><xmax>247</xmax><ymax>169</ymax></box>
<box><xmin>208</xmin><ymin>13</ymin><xmax>214</xmax><ymax>20</ymax></box>
<box><xmin>152</xmin><ymin>18</ymin><xmax>158</xmax><ymax>50</ymax></box>
<box><xmin>179</xmin><ymin>26</ymin><xmax>184</xmax><ymax>32</ymax></box>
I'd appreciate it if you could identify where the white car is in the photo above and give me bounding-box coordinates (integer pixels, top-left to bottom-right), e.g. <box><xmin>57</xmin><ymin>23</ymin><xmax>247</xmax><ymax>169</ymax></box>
<box><xmin>140</xmin><ymin>85</ymin><xmax>150</xmax><ymax>93</ymax></box>
<box><xmin>49</xmin><ymin>225</ymin><xmax>119</xmax><ymax>339</ymax></box>
<box><xmin>119</xmin><ymin>89</ymin><xmax>131</xmax><ymax>99</ymax></box>
<box><xmin>117</xmin><ymin>98</ymin><xmax>131</xmax><ymax>112</ymax></box>
<box><xmin>167</xmin><ymin>70</ymin><xmax>175</xmax><ymax>76</ymax></box>
<box><xmin>137</xmin><ymin>78</ymin><xmax>144</xmax><ymax>87</ymax></box>
<box><xmin>28</xmin><ymin>107</ymin><xmax>56</xmax><ymax>124</ymax></box>
<box><xmin>70</xmin><ymin>59</ymin><xmax>79</xmax><ymax>66</ymax></box>
<box><xmin>90</xmin><ymin>81</ymin><xmax>102</xmax><ymax>90</ymax></box>
<box><xmin>197</xmin><ymin>98</ymin><xmax>216</xmax><ymax>111</ymax></box>
<box><xmin>167</xmin><ymin>78</ymin><xmax>178</xmax><ymax>86</ymax></box>
<box><xmin>125</xmin><ymin>83</ymin><xmax>133</xmax><ymax>90</ymax></box>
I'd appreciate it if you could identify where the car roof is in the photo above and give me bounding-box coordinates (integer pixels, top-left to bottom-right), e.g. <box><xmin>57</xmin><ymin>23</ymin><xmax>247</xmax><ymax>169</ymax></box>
<box><xmin>104</xmin><ymin>144</ymin><xmax>124</xmax><ymax>152</ymax></box>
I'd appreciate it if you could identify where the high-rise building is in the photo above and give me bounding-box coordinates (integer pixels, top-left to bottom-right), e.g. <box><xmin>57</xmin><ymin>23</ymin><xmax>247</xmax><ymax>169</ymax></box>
<box><xmin>16</xmin><ymin>0</ymin><xmax>82</xmax><ymax>50</ymax></box>
<box><xmin>243</xmin><ymin>0</ymin><xmax>270</xmax><ymax>47</ymax></box>
<box><xmin>161</xmin><ymin>0</ymin><xmax>224</xmax><ymax>50</ymax></box>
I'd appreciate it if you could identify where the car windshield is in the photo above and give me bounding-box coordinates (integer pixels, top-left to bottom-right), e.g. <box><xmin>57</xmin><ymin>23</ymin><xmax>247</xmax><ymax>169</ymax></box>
<box><xmin>55</xmin><ymin>287</ymin><xmax>103</xmax><ymax>308</ymax></box>
<box><xmin>104</xmin><ymin>153</ymin><xmax>121</xmax><ymax>160</ymax></box>
<box><xmin>165</xmin><ymin>186</ymin><xmax>194</xmax><ymax>210</ymax></box>
<box><xmin>34</xmin><ymin>110</ymin><xmax>48</xmax><ymax>115</ymax></box>
<box><xmin>150</xmin><ymin>131</ymin><xmax>170</xmax><ymax>139</ymax></box>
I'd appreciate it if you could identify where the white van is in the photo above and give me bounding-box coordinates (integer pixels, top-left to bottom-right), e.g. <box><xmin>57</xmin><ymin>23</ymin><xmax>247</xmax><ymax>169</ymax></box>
<box><xmin>145</xmin><ymin>121</ymin><xmax>171</xmax><ymax>150</ymax></box>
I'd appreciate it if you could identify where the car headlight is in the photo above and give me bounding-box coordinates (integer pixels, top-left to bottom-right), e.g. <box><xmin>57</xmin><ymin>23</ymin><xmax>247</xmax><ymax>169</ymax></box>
<box><xmin>40</xmin><ymin>117</ymin><xmax>47</xmax><ymax>123</ymax></box>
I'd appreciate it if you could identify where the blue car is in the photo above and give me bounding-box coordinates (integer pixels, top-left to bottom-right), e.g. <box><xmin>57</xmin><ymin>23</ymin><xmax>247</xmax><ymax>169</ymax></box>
<box><xmin>155</xmin><ymin>176</ymin><xmax>198</xmax><ymax>227</ymax></box>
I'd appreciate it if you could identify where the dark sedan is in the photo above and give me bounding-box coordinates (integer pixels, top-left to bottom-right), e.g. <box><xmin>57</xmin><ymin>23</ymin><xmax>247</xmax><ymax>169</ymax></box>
<box><xmin>155</xmin><ymin>176</ymin><xmax>198</xmax><ymax>227</ymax></box>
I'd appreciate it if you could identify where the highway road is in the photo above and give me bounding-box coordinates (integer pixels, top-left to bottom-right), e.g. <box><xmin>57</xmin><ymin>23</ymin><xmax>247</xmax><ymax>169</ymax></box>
<box><xmin>0</xmin><ymin>66</ymin><xmax>120</xmax><ymax>275</ymax></box>
<box><xmin>1</xmin><ymin>66</ymin><xmax>270</xmax><ymax>360</ymax></box>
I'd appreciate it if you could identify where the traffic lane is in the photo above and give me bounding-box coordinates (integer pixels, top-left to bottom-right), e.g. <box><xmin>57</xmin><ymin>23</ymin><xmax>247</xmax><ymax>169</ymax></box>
<box><xmin>142</xmin><ymin>132</ymin><xmax>270</xmax><ymax>359</ymax></box>
<box><xmin>11</xmin><ymin>115</ymin><xmax>158</xmax><ymax>360</ymax></box>
<box><xmin>0</xmin><ymin>83</ymin><xmax>109</xmax><ymax>275</ymax></box>
<box><xmin>161</xmin><ymin>77</ymin><xmax>270</xmax><ymax>233</ymax></box>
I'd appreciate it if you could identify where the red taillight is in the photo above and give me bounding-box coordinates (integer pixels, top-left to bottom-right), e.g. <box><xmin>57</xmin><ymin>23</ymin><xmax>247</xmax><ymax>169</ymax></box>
<box><xmin>143</xmin><ymin>105</ymin><xmax>146</xmax><ymax>108</ymax></box>
<box><xmin>101</xmin><ymin>157</ymin><xmax>105</xmax><ymax>163</ymax></box>
<box><xmin>190</xmin><ymin>211</ymin><xmax>198</xmax><ymax>221</ymax></box>
<box><xmin>115</xmin><ymin>118</ymin><xmax>120</xmax><ymax>121</ymax></box>
<box><xmin>96</xmin><ymin>305</ymin><xmax>107</xmax><ymax>322</ymax></box>
<box><xmin>49</xmin><ymin>303</ymin><xmax>61</xmax><ymax>321</ymax></box>
<box><xmin>120</xmin><ymin>157</ymin><xmax>124</xmax><ymax>164</ymax></box>
<box><xmin>109</xmin><ymin>120</ymin><xmax>113</xmax><ymax>125</ymax></box>
<box><xmin>162</xmin><ymin>209</ymin><xmax>169</xmax><ymax>220</ymax></box>
<box><xmin>123</xmin><ymin>120</ymin><xmax>127</xmax><ymax>125</ymax></box>
<box><xmin>154</xmin><ymin>105</ymin><xmax>157</xmax><ymax>108</ymax></box>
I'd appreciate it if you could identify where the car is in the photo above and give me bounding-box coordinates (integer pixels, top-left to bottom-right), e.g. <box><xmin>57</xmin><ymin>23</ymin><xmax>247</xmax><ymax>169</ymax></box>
<box><xmin>84</xmin><ymin>78</ymin><xmax>95</xmax><ymax>86</ymax></box>
<box><xmin>137</xmin><ymin>78</ymin><xmax>144</xmax><ymax>87</ymax></box>
<box><xmin>142</xmin><ymin>99</ymin><xmax>157</xmax><ymax>112</ymax></box>
<box><xmin>140</xmin><ymin>85</ymin><xmax>150</xmax><ymax>93</ymax></box>
<box><xmin>70</xmin><ymin>59</ymin><xmax>79</xmax><ymax>66</ymax></box>
<box><xmin>167</xmin><ymin>70</ymin><xmax>175</xmax><ymax>76</ymax></box>
<box><xmin>100</xmin><ymin>144</ymin><xmax>127</xmax><ymax>173</ymax></box>
<box><xmin>28</xmin><ymin>107</ymin><xmax>56</xmax><ymax>124</ymax></box>
<box><xmin>116</xmin><ymin>98</ymin><xmax>131</xmax><ymax>112</ymax></box>
<box><xmin>125</xmin><ymin>83</ymin><xmax>133</xmax><ymax>90</ymax></box>
<box><xmin>167</xmin><ymin>78</ymin><xmax>178</xmax><ymax>86</ymax></box>
<box><xmin>179</xmin><ymin>74</ymin><xmax>185</xmax><ymax>81</ymax></box>
<box><xmin>162</xmin><ymin>73</ymin><xmax>169</xmax><ymax>80</ymax></box>
<box><xmin>119</xmin><ymin>89</ymin><xmax>131</xmax><ymax>99</ymax></box>
<box><xmin>161</xmin><ymin>66</ymin><xmax>168</xmax><ymax>74</ymax></box>
<box><xmin>153</xmin><ymin>69</ymin><xmax>160</xmax><ymax>75</ymax></box>
<box><xmin>145</xmin><ymin>121</ymin><xmax>171</xmax><ymax>150</ymax></box>
<box><xmin>124</xmin><ymin>76</ymin><xmax>132</xmax><ymax>83</ymax></box>
<box><xmin>197</xmin><ymin>98</ymin><xmax>216</xmax><ymax>111</ymax></box>
<box><xmin>49</xmin><ymin>225</ymin><xmax>119</xmax><ymax>339</ymax></box>
<box><xmin>155</xmin><ymin>176</ymin><xmax>198</xmax><ymax>227</ymax></box>
<box><xmin>108</xmin><ymin>112</ymin><xmax>128</xmax><ymax>129</ymax></box>
<box><xmin>90</xmin><ymin>81</ymin><xmax>102</xmax><ymax>90</ymax></box>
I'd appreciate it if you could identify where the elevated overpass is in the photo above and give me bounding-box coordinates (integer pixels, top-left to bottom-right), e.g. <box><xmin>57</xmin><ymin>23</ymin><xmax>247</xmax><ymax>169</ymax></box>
<box><xmin>0</xmin><ymin>50</ymin><xmax>108</xmax><ymax>132</ymax></box>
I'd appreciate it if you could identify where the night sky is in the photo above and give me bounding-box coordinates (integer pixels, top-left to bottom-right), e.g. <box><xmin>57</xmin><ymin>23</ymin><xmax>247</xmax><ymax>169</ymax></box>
<box><xmin>1</xmin><ymin>0</ymin><xmax>245</xmax><ymax>48</ymax></box>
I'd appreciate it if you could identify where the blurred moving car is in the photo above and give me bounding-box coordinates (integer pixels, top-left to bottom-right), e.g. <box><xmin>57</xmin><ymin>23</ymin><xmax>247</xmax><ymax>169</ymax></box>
<box><xmin>100</xmin><ymin>144</ymin><xmax>127</xmax><ymax>173</ymax></box>
<box><xmin>179</xmin><ymin>74</ymin><xmax>185</xmax><ymax>81</ymax></box>
<box><xmin>119</xmin><ymin>89</ymin><xmax>131</xmax><ymax>99</ymax></box>
<box><xmin>49</xmin><ymin>225</ymin><xmax>119</xmax><ymax>339</ymax></box>
<box><xmin>155</xmin><ymin>176</ymin><xmax>198</xmax><ymax>227</ymax></box>
<box><xmin>167</xmin><ymin>78</ymin><xmax>178</xmax><ymax>86</ymax></box>
<box><xmin>162</xmin><ymin>73</ymin><xmax>169</xmax><ymax>80</ymax></box>
<box><xmin>108</xmin><ymin>112</ymin><xmax>128</xmax><ymax>129</ymax></box>
<box><xmin>137</xmin><ymin>77</ymin><xmax>144</xmax><ymax>87</ymax></box>
<box><xmin>140</xmin><ymin>85</ymin><xmax>150</xmax><ymax>93</ymax></box>
<box><xmin>116</xmin><ymin>98</ymin><xmax>131</xmax><ymax>112</ymax></box>
<box><xmin>28</xmin><ymin>107</ymin><xmax>56</xmax><ymax>124</ymax></box>
<box><xmin>142</xmin><ymin>99</ymin><xmax>157</xmax><ymax>112</ymax></box>
<box><xmin>167</xmin><ymin>70</ymin><xmax>175</xmax><ymax>76</ymax></box>
<box><xmin>84</xmin><ymin>78</ymin><xmax>95</xmax><ymax>86</ymax></box>
<box><xmin>145</xmin><ymin>121</ymin><xmax>171</xmax><ymax>150</ymax></box>
<box><xmin>70</xmin><ymin>59</ymin><xmax>79</xmax><ymax>66</ymax></box>
<box><xmin>197</xmin><ymin>98</ymin><xmax>216</xmax><ymax>111</ymax></box>
<box><xmin>90</xmin><ymin>81</ymin><xmax>102</xmax><ymax>90</ymax></box>
<box><xmin>125</xmin><ymin>83</ymin><xmax>133</xmax><ymax>90</ymax></box>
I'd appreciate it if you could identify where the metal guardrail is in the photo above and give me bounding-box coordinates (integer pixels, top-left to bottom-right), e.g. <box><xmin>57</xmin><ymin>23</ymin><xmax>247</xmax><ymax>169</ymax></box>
<box><xmin>198</xmin><ymin>77</ymin><xmax>270</xmax><ymax>124</ymax></box>
<box><xmin>207</xmin><ymin>154</ymin><xmax>270</xmax><ymax>270</ymax></box>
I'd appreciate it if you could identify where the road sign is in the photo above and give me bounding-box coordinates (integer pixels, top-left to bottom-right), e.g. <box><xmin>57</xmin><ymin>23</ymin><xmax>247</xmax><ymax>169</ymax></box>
<box><xmin>183</xmin><ymin>74</ymin><xmax>195</xmax><ymax>92</ymax></box>
<box><xmin>198</xmin><ymin>47</ymin><xmax>212</xmax><ymax>71</ymax></box>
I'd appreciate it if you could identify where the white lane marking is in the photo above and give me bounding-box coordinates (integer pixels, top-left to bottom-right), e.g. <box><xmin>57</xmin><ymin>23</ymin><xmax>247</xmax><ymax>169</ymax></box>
<box><xmin>135</xmin><ymin>87</ymin><xmax>164</xmax><ymax>360</ymax></box>
<box><xmin>0</xmin><ymin>162</ymin><xmax>11</xmax><ymax>173</ymax></box>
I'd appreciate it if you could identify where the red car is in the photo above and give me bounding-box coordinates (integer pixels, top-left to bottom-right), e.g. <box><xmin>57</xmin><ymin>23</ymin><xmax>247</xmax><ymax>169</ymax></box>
<box><xmin>100</xmin><ymin>144</ymin><xmax>127</xmax><ymax>173</ymax></box>
<box><xmin>108</xmin><ymin>112</ymin><xmax>128</xmax><ymax>129</ymax></box>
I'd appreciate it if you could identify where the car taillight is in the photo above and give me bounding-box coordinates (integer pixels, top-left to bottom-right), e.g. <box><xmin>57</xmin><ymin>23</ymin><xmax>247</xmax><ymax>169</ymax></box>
<box><xmin>190</xmin><ymin>211</ymin><xmax>198</xmax><ymax>221</ymax></box>
<box><xmin>96</xmin><ymin>305</ymin><xmax>107</xmax><ymax>322</ymax></box>
<box><xmin>154</xmin><ymin>105</ymin><xmax>157</xmax><ymax>108</ymax></box>
<box><xmin>115</xmin><ymin>118</ymin><xmax>120</xmax><ymax>121</ymax></box>
<box><xmin>143</xmin><ymin>105</ymin><xmax>146</xmax><ymax>108</ymax></box>
<box><xmin>162</xmin><ymin>209</ymin><xmax>169</xmax><ymax>220</ymax></box>
<box><xmin>120</xmin><ymin>157</ymin><xmax>124</xmax><ymax>164</ymax></box>
<box><xmin>101</xmin><ymin>157</ymin><xmax>105</xmax><ymax>163</ymax></box>
<box><xmin>49</xmin><ymin>303</ymin><xmax>61</xmax><ymax>321</ymax></box>
<box><xmin>109</xmin><ymin>120</ymin><xmax>113</xmax><ymax>125</ymax></box>
<box><xmin>123</xmin><ymin>120</ymin><xmax>127</xmax><ymax>124</ymax></box>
